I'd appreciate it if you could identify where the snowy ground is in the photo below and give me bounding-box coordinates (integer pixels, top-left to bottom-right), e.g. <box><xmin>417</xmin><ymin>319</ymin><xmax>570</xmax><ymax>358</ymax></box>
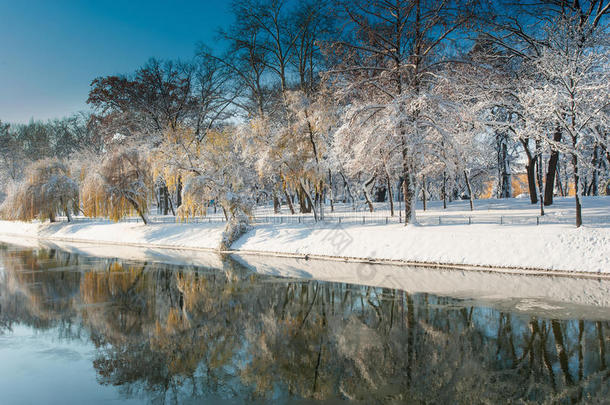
<box><xmin>0</xmin><ymin>219</ymin><xmax>225</xmax><ymax>250</ymax></box>
<box><xmin>229</xmin><ymin>196</ymin><xmax>610</xmax><ymax>226</ymax></box>
<box><xmin>0</xmin><ymin>196</ymin><xmax>608</xmax><ymax>274</ymax></box>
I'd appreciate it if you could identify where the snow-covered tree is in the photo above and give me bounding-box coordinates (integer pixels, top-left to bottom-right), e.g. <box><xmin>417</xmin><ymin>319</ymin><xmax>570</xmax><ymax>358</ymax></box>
<box><xmin>0</xmin><ymin>159</ymin><xmax>79</xmax><ymax>222</ymax></box>
<box><xmin>158</xmin><ymin>125</ymin><xmax>256</xmax><ymax>223</ymax></box>
<box><xmin>81</xmin><ymin>147</ymin><xmax>152</xmax><ymax>224</ymax></box>
<box><xmin>517</xmin><ymin>13</ymin><xmax>609</xmax><ymax>226</ymax></box>
<box><xmin>0</xmin><ymin>121</ymin><xmax>26</xmax><ymax>203</ymax></box>
<box><xmin>325</xmin><ymin>0</ymin><xmax>476</xmax><ymax>223</ymax></box>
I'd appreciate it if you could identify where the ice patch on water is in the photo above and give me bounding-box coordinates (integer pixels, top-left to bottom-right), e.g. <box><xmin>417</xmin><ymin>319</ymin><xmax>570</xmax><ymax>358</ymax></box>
<box><xmin>515</xmin><ymin>299</ymin><xmax>563</xmax><ymax>311</ymax></box>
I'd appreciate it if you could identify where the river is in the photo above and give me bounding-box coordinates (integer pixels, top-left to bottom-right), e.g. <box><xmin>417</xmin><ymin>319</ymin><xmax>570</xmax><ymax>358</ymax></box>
<box><xmin>0</xmin><ymin>241</ymin><xmax>608</xmax><ymax>404</ymax></box>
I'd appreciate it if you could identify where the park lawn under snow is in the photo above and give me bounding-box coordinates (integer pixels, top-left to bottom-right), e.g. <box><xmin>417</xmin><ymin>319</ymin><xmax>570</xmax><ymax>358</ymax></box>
<box><xmin>0</xmin><ymin>196</ymin><xmax>608</xmax><ymax>274</ymax></box>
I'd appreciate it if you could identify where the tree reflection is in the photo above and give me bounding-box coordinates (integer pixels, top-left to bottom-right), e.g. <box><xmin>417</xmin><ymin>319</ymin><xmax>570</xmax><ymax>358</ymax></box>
<box><xmin>0</xmin><ymin>244</ymin><xmax>609</xmax><ymax>404</ymax></box>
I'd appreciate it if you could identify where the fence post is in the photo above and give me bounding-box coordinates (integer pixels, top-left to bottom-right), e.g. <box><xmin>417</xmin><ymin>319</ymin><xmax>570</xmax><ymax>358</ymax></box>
<box><xmin>399</xmin><ymin>211</ymin><xmax>402</xmax><ymax>223</ymax></box>
<box><xmin>536</xmin><ymin>217</ymin><xmax>539</xmax><ymax>226</ymax></box>
<box><xmin>468</xmin><ymin>217</ymin><xmax>471</xmax><ymax>225</ymax></box>
<box><xmin>500</xmin><ymin>216</ymin><xmax>503</xmax><ymax>225</ymax></box>
<box><xmin>385</xmin><ymin>217</ymin><xmax>388</xmax><ymax>224</ymax></box>
<box><xmin>338</xmin><ymin>217</ymin><xmax>341</xmax><ymax>224</ymax></box>
<box><xmin>362</xmin><ymin>216</ymin><xmax>365</xmax><ymax>225</ymax></box>
<box><xmin>439</xmin><ymin>216</ymin><xmax>441</xmax><ymax>225</ymax></box>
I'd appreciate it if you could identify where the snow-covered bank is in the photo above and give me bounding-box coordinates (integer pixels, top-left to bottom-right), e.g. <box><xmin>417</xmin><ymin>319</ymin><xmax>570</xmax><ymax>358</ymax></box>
<box><xmin>0</xmin><ymin>219</ymin><xmax>225</xmax><ymax>250</ymax></box>
<box><xmin>0</xmin><ymin>196</ymin><xmax>609</xmax><ymax>275</ymax></box>
<box><xmin>233</xmin><ymin>222</ymin><xmax>610</xmax><ymax>274</ymax></box>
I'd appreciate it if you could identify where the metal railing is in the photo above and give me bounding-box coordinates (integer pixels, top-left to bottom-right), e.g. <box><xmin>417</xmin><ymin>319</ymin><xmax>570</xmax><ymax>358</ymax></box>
<box><xmin>58</xmin><ymin>212</ymin><xmax>609</xmax><ymax>227</ymax></box>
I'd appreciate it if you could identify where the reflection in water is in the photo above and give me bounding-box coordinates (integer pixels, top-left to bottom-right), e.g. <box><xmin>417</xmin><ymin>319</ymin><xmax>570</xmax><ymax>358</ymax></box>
<box><xmin>0</xmin><ymin>243</ymin><xmax>609</xmax><ymax>404</ymax></box>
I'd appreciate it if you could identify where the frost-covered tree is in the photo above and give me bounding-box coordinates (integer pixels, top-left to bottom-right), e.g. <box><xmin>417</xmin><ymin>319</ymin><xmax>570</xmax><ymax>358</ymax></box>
<box><xmin>517</xmin><ymin>13</ymin><xmax>609</xmax><ymax>226</ymax></box>
<box><xmin>326</xmin><ymin>0</ymin><xmax>477</xmax><ymax>224</ymax></box>
<box><xmin>0</xmin><ymin>121</ymin><xmax>26</xmax><ymax>202</ymax></box>
<box><xmin>0</xmin><ymin>159</ymin><xmax>79</xmax><ymax>222</ymax></box>
<box><xmin>81</xmin><ymin>147</ymin><xmax>152</xmax><ymax>224</ymax></box>
<box><xmin>169</xmin><ymin>127</ymin><xmax>256</xmax><ymax>249</ymax></box>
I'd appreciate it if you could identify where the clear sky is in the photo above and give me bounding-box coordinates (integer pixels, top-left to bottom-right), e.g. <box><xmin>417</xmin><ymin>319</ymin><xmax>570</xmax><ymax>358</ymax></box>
<box><xmin>0</xmin><ymin>0</ymin><xmax>232</xmax><ymax>124</ymax></box>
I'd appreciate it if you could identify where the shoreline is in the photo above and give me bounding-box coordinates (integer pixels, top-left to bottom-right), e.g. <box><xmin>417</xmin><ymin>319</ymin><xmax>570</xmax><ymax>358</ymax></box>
<box><xmin>0</xmin><ymin>219</ymin><xmax>609</xmax><ymax>279</ymax></box>
<box><xmin>2</xmin><ymin>232</ymin><xmax>610</xmax><ymax>320</ymax></box>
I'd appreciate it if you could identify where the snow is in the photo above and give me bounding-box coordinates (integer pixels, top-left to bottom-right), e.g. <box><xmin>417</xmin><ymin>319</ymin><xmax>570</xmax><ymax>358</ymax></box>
<box><xmin>195</xmin><ymin>195</ymin><xmax>610</xmax><ymax>227</ymax></box>
<box><xmin>0</xmin><ymin>196</ymin><xmax>608</xmax><ymax>275</ymax></box>
<box><xmin>0</xmin><ymin>220</ymin><xmax>225</xmax><ymax>251</ymax></box>
<box><xmin>233</xmin><ymin>222</ymin><xmax>609</xmax><ymax>273</ymax></box>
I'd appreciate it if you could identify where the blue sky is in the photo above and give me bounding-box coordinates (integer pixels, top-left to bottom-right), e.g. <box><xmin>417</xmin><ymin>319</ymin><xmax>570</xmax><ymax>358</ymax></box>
<box><xmin>0</xmin><ymin>0</ymin><xmax>232</xmax><ymax>123</ymax></box>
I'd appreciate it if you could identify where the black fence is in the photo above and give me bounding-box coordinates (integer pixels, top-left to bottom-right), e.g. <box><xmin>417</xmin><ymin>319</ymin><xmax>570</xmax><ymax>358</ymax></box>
<box><xmin>59</xmin><ymin>212</ymin><xmax>610</xmax><ymax>227</ymax></box>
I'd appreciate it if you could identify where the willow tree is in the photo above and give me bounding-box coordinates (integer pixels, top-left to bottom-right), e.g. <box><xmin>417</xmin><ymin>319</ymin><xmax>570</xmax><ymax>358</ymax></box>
<box><xmin>81</xmin><ymin>147</ymin><xmax>152</xmax><ymax>224</ymax></box>
<box><xmin>177</xmin><ymin>128</ymin><xmax>255</xmax><ymax>217</ymax></box>
<box><xmin>0</xmin><ymin>159</ymin><xmax>79</xmax><ymax>222</ymax></box>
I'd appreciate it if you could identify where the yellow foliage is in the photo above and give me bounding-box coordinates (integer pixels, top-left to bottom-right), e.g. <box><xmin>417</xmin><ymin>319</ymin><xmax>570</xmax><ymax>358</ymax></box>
<box><xmin>0</xmin><ymin>158</ymin><xmax>79</xmax><ymax>222</ymax></box>
<box><xmin>81</xmin><ymin>148</ymin><xmax>151</xmax><ymax>222</ymax></box>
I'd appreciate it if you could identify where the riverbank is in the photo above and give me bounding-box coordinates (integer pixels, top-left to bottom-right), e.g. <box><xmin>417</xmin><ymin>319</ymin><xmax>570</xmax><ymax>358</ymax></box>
<box><xmin>0</xmin><ymin>213</ymin><xmax>608</xmax><ymax>275</ymax></box>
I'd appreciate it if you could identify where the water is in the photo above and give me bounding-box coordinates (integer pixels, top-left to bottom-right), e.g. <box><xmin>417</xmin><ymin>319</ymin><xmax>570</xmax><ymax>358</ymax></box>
<box><xmin>0</xmin><ymin>242</ymin><xmax>608</xmax><ymax>404</ymax></box>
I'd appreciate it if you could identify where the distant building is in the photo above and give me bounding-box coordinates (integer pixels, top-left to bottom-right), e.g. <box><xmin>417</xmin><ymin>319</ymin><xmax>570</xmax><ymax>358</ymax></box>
<box><xmin>480</xmin><ymin>172</ymin><xmax>575</xmax><ymax>199</ymax></box>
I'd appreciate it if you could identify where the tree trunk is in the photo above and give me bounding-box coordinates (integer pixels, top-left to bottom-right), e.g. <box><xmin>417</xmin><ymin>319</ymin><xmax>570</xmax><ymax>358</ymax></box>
<box><xmin>569</xmin><ymin>86</ymin><xmax>582</xmax><ymax>227</ymax></box>
<box><xmin>300</xmin><ymin>179</ymin><xmax>318</xmax><ymax>221</ymax></box>
<box><xmin>536</xmin><ymin>140</ymin><xmax>544</xmax><ymax>216</ymax></box>
<box><xmin>273</xmin><ymin>191</ymin><xmax>281</xmax><ymax>214</ymax></box>
<box><xmin>556</xmin><ymin>164</ymin><xmax>565</xmax><ymax>197</ymax></box>
<box><xmin>283</xmin><ymin>187</ymin><xmax>295</xmax><ymax>215</ymax></box>
<box><xmin>126</xmin><ymin>197</ymin><xmax>148</xmax><ymax>225</ymax></box>
<box><xmin>464</xmin><ymin>171</ymin><xmax>474</xmax><ymax>211</ymax></box>
<box><xmin>591</xmin><ymin>144</ymin><xmax>599</xmax><ymax>196</ymax></box>
<box><xmin>387</xmin><ymin>172</ymin><xmax>394</xmax><ymax>216</ymax></box>
<box><xmin>403</xmin><ymin>170</ymin><xmax>414</xmax><ymax>224</ymax></box>
<box><xmin>544</xmin><ymin>127</ymin><xmax>562</xmax><ymax>205</ymax></box>
<box><xmin>60</xmin><ymin>197</ymin><xmax>72</xmax><ymax>222</ymax></box>
<box><xmin>497</xmin><ymin>132</ymin><xmax>511</xmax><ymax>198</ymax></box>
<box><xmin>176</xmin><ymin>176</ymin><xmax>182</xmax><ymax>208</ymax></box>
<box><xmin>526</xmin><ymin>160</ymin><xmax>538</xmax><ymax>204</ymax></box>
<box><xmin>363</xmin><ymin>175</ymin><xmax>375</xmax><ymax>213</ymax></box>
<box><xmin>340</xmin><ymin>172</ymin><xmax>355</xmax><ymax>209</ymax></box>
<box><xmin>164</xmin><ymin>186</ymin><xmax>169</xmax><ymax>215</ymax></box>
<box><xmin>298</xmin><ymin>187</ymin><xmax>311</xmax><ymax>213</ymax></box>
<box><xmin>168</xmin><ymin>196</ymin><xmax>176</xmax><ymax>216</ymax></box>
<box><xmin>521</xmin><ymin>139</ymin><xmax>538</xmax><ymax>204</ymax></box>
<box><xmin>317</xmin><ymin>185</ymin><xmax>325</xmax><ymax>221</ymax></box>
<box><xmin>328</xmin><ymin>169</ymin><xmax>334</xmax><ymax>213</ymax></box>
<box><xmin>422</xmin><ymin>175</ymin><xmax>427</xmax><ymax>211</ymax></box>
<box><xmin>572</xmin><ymin>148</ymin><xmax>582</xmax><ymax>227</ymax></box>
<box><xmin>442</xmin><ymin>171</ymin><xmax>447</xmax><ymax>209</ymax></box>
